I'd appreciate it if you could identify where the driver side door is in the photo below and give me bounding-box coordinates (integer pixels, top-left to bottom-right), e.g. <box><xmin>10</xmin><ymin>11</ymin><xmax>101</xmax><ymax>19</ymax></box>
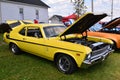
<box><xmin>19</xmin><ymin>26</ymin><xmax>47</xmax><ymax>57</ymax></box>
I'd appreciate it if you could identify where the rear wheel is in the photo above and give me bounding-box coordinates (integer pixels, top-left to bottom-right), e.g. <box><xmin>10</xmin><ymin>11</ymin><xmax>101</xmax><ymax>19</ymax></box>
<box><xmin>9</xmin><ymin>43</ymin><xmax>21</xmax><ymax>55</ymax></box>
<box><xmin>55</xmin><ymin>54</ymin><xmax>77</xmax><ymax>74</ymax></box>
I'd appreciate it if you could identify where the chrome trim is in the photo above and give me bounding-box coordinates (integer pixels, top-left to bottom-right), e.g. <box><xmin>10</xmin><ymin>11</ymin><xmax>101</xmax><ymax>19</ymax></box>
<box><xmin>83</xmin><ymin>45</ymin><xmax>114</xmax><ymax>65</ymax></box>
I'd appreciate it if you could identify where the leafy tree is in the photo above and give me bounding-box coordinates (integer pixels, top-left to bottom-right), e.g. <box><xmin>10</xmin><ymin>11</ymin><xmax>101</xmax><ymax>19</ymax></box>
<box><xmin>71</xmin><ymin>0</ymin><xmax>87</xmax><ymax>17</ymax></box>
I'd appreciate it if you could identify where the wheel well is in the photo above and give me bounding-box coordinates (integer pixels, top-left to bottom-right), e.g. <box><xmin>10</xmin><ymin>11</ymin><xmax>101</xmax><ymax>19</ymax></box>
<box><xmin>54</xmin><ymin>53</ymin><xmax>77</xmax><ymax>66</ymax></box>
<box><xmin>110</xmin><ymin>39</ymin><xmax>117</xmax><ymax>49</ymax></box>
<box><xmin>9</xmin><ymin>42</ymin><xmax>16</xmax><ymax>48</ymax></box>
<box><xmin>9</xmin><ymin>42</ymin><xmax>13</xmax><ymax>47</ymax></box>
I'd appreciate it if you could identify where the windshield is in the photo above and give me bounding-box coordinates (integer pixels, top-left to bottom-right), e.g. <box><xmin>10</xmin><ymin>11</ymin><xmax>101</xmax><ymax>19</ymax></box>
<box><xmin>101</xmin><ymin>25</ymin><xmax>120</xmax><ymax>34</ymax></box>
<box><xmin>9</xmin><ymin>21</ymin><xmax>21</xmax><ymax>28</ymax></box>
<box><xmin>44</xmin><ymin>26</ymin><xmax>67</xmax><ymax>38</ymax></box>
<box><xmin>89</xmin><ymin>23</ymin><xmax>103</xmax><ymax>31</ymax></box>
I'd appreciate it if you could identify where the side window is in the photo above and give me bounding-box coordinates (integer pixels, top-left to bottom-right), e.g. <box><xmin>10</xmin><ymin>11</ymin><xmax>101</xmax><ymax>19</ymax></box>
<box><xmin>19</xmin><ymin>27</ymin><xmax>26</xmax><ymax>36</ymax></box>
<box><xmin>27</xmin><ymin>27</ymin><xmax>42</xmax><ymax>38</ymax></box>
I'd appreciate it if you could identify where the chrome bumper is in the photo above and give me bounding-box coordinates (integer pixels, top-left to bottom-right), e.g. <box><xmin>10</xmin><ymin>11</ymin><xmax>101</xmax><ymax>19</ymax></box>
<box><xmin>83</xmin><ymin>49</ymin><xmax>114</xmax><ymax>65</ymax></box>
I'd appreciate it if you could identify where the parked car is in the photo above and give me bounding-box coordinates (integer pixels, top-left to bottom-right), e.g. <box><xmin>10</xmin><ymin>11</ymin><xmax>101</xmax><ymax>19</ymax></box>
<box><xmin>88</xmin><ymin>17</ymin><xmax>120</xmax><ymax>49</ymax></box>
<box><xmin>1</xmin><ymin>13</ymin><xmax>114</xmax><ymax>74</ymax></box>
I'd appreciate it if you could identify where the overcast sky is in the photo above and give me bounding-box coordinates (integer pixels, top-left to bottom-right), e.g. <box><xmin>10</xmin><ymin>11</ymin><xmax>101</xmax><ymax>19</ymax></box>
<box><xmin>42</xmin><ymin>0</ymin><xmax>120</xmax><ymax>21</ymax></box>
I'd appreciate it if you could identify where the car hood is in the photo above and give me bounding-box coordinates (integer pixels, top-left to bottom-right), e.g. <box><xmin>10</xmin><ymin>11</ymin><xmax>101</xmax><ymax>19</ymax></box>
<box><xmin>103</xmin><ymin>17</ymin><xmax>120</xmax><ymax>29</ymax></box>
<box><xmin>59</xmin><ymin>13</ymin><xmax>107</xmax><ymax>37</ymax></box>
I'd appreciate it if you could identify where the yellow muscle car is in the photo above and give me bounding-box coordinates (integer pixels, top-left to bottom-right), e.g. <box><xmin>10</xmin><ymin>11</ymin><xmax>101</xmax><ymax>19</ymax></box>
<box><xmin>1</xmin><ymin>13</ymin><xmax>114</xmax><ymax>74</ymax></box>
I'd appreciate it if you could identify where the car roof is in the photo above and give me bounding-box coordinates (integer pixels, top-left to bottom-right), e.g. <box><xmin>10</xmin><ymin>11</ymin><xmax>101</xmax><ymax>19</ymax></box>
<box><xmin>25</xmin><ymin>23</ymin><xmax>64</xmax><ymax>27</ymax></box>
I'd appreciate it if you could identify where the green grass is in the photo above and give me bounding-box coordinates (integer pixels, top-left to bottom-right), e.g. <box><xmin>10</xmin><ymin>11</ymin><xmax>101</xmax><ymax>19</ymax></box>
<box><xmin>0</xmin><ymin>34</ymin><xmax>120</xmax><ymax>80</ymax></box>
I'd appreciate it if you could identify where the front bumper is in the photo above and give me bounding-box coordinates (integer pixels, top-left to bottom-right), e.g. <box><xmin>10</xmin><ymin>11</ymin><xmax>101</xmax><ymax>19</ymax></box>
<box><xmin>82</xmin><ymin>45</ymin><xmax>114</xmax><ymax>67</ymax></box>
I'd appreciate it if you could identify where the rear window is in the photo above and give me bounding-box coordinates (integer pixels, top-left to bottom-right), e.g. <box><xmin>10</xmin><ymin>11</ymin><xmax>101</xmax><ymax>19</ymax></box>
<box><xmin>9</xmin><ymin>21</ymin><xmax>21</xmax><ymax>28</ymax></box>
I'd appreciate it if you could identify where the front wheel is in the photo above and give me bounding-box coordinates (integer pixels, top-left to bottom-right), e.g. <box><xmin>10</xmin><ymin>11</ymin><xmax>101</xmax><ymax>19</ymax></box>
<box><xmin>55</xmin><ymin>54</ymin><xmax>77</xmax><ymax>74</ymax></box>
<box><xmin>9</xmin><ymin>43</ymin><xmax>21</xmax><ymax>55</ymax></box>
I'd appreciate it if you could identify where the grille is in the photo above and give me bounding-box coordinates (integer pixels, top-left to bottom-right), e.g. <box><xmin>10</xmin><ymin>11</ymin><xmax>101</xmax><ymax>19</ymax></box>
<box><xmin>91</xmin><ymin>45</ymin><xmax>111</xmax><ymax>57</ymax></box>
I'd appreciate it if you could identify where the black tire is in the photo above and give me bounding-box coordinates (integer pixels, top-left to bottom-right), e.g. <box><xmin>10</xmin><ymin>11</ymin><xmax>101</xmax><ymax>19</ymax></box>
<box><xmin>112</xmin><ymin>40</ymin><xmax>117</xmax><ymax>50</ymax></box>
<box><xmin>9</xmin><ymin>43</ymin><xmax>21</xmax><ymax>55</ymax></box>
<box><xmin>55</xmin><ymin>54</ymin><xmax>77</xmax><ymax>74</ymax></box>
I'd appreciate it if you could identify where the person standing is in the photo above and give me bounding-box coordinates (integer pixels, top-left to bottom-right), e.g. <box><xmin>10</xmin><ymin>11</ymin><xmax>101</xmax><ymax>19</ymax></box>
<box><xmin>34</xmin><ymin>19</ymin><xmax>38</xmax><ymax>24</ymax></box>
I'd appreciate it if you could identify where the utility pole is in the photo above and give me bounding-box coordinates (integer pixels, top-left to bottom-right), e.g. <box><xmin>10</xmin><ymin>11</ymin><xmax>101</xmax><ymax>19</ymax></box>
<box><xmin>111</xmin><ymin>0</ymin><xmax>113</xmax><ymax>20</ymax></box>
<box><xmin>91</xmin><ymin>0</ymin><xmax>94</xmax><ymax>12</ymax></box>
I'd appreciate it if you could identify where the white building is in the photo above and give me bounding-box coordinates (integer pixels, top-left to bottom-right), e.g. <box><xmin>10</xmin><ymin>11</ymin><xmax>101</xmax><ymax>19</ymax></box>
<box><xmin>0</xmin><ymin>0</ymin><xmax>50</xmax><ymax>23</ymax></box>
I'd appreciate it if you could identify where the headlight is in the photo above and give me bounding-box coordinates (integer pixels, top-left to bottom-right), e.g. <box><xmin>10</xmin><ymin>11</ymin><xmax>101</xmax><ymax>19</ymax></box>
<box><xmin>86</xmin><ymin>53</ymin><xmax>91</xmax><ymax>60</ymax></box>
<box><xmin>87</xmin><ymin>54</ymin><xmax>91</xmax><ymax>59</ymax></box>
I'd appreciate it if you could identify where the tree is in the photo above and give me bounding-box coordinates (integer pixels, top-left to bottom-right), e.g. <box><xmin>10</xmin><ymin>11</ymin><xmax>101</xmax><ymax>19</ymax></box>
<box><xmin>71</xmin><ymin>0</ymin><xmax>87</xmax><ymax>17</ymax></box>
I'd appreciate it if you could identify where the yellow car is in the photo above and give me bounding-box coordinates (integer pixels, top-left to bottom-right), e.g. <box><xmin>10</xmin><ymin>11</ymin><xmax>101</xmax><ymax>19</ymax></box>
<box><xmin>1</xmin><ymin>13</ymin><xmax>114</xmax><ymax>74</ymax></box>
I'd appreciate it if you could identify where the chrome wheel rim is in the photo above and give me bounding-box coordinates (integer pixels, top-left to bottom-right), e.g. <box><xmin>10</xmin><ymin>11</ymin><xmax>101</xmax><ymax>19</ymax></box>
<box><xmin>11</xmin><ymin>44</ymin><xmax>16</xmax><ymax>53</ymax></box>
<box><xmin>58</xmin><ymin>56</ymin><xmax>70</xmax><ymax>72</ymax></box>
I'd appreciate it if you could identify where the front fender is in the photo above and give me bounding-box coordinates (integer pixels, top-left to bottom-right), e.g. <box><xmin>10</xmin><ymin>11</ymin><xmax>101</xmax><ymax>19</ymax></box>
<box><xmin>54</xmin><ymin>46</ymin><xmax>92</xmax><ymax>67</ymax></box>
